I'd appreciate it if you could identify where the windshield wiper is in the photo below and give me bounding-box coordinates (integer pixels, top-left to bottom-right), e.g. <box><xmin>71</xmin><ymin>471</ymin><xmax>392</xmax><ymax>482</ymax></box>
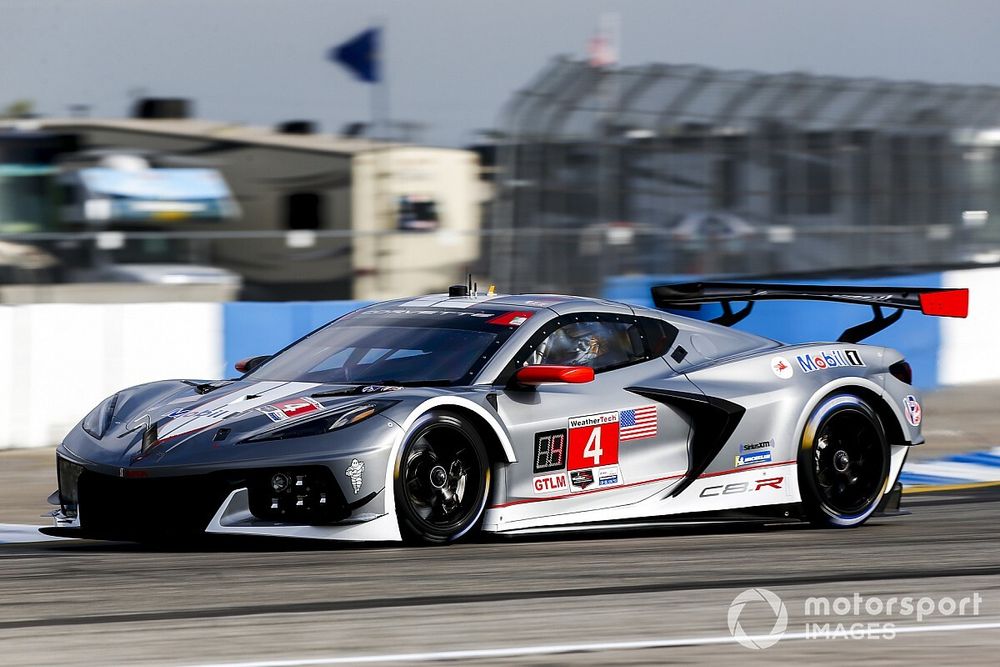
<box><xmin>362</xmin><ymin>379</ymin><xmax>455</xmax><ymax>387</ymax></box>
<box><xmin>180</xmin><ymin>380</ymin><xmax>232</xmax><ymax>395</ymax></box>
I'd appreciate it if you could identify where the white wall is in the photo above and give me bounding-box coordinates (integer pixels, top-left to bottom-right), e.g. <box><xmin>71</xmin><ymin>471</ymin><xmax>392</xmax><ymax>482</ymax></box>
<box><xmin>0</xmin><ymin>303</ymin><xmax>223</xmax><ymax>449</ymax></box>
<box><xmin>939</xmin><ymin>267</ymin><xmax>1000</xmax><ymax>386</ymax></box>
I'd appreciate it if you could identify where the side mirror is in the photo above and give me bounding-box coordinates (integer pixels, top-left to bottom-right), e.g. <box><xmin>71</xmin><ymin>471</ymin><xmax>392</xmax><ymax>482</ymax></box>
<box><xmin>514</xmin><ymin>365</ymin><xmax>595</xmax><ymax>386</ymax></box>
<box><xmin>235</xmin><ymin>355</ymin><xmax>271</xmax><ymax>374</ymax></box>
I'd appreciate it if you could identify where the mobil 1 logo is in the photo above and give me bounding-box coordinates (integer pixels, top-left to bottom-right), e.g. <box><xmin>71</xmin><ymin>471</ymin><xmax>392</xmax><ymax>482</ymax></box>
<box><xmin>795</xmin><ymin>349</ymin><xmax>865</xmax><ymax>374</ymax></box>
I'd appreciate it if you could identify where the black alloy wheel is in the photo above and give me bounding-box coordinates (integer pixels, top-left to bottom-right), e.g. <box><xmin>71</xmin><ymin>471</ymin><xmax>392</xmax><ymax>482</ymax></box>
<box><xmin>395</xmin><ymin>411</ymin><xmax>490</xmax><ymax>544</ymax></box>
<box><xmin>798</xmin><ymin>394</ymin><xmax>890</xmax><ymax>528</ymax></box>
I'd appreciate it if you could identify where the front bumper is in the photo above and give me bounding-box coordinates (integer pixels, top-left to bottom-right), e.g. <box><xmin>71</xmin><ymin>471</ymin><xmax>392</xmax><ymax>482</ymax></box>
<box><xmin>51</xmin><ymin>450</ymin><xmax>399</xmax><ymax>541</ymax></box>
<box><xmin>203</xmin><ymin>487</ymin><xmax>400</xmax><ymax>541</ymax></box>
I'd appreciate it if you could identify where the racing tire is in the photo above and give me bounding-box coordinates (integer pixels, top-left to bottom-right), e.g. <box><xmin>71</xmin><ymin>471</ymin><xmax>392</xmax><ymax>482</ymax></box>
<box><xmin>798</xmin><ymin>394</ymin><xmax>890</xmax><ymax>528</ymax></box>
<box><xmin>394</xmin><ymin>411</ymin><xmax>491</xmax><ymax>545</ymax></box>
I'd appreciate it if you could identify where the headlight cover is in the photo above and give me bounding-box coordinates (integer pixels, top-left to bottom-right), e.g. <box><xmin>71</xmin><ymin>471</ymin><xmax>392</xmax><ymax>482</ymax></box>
<box><xmin>242</xmin><ymin>400</ymin><xmax>397</xmax><ymax>443</ymax></box>
<box><xmin>82</xmin><ymin>393</ymin><xmax>120</xmax><ymax>439</ymax></box>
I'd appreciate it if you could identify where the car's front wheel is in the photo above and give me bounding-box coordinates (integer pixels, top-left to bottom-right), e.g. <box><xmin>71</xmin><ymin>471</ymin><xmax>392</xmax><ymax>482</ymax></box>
<box><xmin>798</xmin><ymin>394</ymin><xmax>890</xmax><ymax>528</ymax></box>
<box><xmin>394</xmin><ymin>411</ymin><xmax>491</xmax><ymax>545</ymax></box>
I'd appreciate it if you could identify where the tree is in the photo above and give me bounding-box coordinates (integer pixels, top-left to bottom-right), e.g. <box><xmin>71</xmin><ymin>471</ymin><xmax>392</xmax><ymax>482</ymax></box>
<box><xmin>1</xmin><ymin>99</ymin><xmax>35</xmax><ymax>118</ymax></box>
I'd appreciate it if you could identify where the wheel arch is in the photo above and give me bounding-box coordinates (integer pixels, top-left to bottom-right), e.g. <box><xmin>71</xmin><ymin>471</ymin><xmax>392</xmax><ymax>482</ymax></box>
<box><xmin>793</xmin><ymin>377</ymin><xmax>904</xmax><ymax>451</ymax></box>
<box><xmin>795</xmin><ymin>377</ymin><xmax>910</xmax><ymax>449</ymax></box>
<box><xmin>397</xmin><ymin>397</ymin><xmax>516</xmax><ymax>465</ymax></box>
<box><xmin>829</xmin><ymin>385</ymin><xmax>907</xmax><ymax>448</ymax></box>
<box><xmin>780</xmin><ymin>377</ymin><xmax>892</xmax><ymax>504</ymax></box>
<box><xmin>796</xmin><ymin>386</ymin><xmax>893</xmax><ymax>527</ymax></box>
<box><xmin>375</xmin><ymin>397</ymin><xmax>515</xmax><ymax>543</ymax></box>
<box><xmin>430</xmin><ymin>404</ymin><xmax>515</xmax><ymax>468</ymax></box>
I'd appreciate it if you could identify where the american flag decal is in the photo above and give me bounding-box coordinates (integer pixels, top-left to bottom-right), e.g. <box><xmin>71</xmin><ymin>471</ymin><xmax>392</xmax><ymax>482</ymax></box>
<box><xmin>619</xmin><ymin>406</ymin><xmax>657</xmax><ymax>441</ymax></box>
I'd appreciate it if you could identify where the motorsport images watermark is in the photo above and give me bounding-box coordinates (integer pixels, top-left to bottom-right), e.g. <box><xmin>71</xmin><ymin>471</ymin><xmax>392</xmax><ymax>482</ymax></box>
<box><xmin>727</xmin><ymin>587</ymin><xmax>984</xmax><ymax>649</ymax></box>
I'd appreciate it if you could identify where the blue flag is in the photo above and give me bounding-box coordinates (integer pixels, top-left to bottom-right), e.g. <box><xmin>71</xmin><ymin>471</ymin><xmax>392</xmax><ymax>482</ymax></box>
<box><xmin>330</xmin><ymin>28</ymin><xmax>380</xmax><ymax>83</ymax></box>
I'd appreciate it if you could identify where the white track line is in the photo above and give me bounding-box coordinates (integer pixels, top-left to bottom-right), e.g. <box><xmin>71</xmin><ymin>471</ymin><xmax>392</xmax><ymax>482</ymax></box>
<box><xmin>190</xmin><ymin>620</ymin><xmax>1000</xmax><ymax>666</ymax></box>
<box><xmin>0</xmin><ymin>524</ymin><xmax>66</xmax><ymax>544</ymax></box>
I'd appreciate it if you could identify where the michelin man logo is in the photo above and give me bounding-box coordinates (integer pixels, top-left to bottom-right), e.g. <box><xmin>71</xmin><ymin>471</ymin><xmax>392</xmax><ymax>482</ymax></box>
<box><xmin>345</xmin><ymin>458</ymin><xmax>365</xmax><ymax>494</ymax></box>
<box><xmin>728</xmin><ymin>587</ymin><xmax>788</xmax><ymax>649</ymax></box>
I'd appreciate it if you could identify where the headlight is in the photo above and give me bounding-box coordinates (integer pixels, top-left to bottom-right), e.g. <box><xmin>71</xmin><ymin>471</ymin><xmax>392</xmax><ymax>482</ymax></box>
<box><xmin>243</xmin><ymin>400</ymin><xmax>397</xmax><ymax>443</ymax></box>
<box><xmin>82</xmin><ymin>393</ymin><xmax>120</xmax><ymax>439</ymax></box>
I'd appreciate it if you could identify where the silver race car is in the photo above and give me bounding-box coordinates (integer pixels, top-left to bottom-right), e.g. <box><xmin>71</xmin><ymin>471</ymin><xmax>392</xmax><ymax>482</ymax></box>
<box><xmin>48</xmin><ymin>282</ymin><xmax>968</xmax><ymax>544</ymax></box>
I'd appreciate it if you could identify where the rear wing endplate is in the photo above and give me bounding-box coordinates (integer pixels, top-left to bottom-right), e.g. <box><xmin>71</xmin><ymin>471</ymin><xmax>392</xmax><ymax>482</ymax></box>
<box><xmin>651</xmin><ymin>282</ymin><xmax>968</xmax><ymax>343</ymax></box>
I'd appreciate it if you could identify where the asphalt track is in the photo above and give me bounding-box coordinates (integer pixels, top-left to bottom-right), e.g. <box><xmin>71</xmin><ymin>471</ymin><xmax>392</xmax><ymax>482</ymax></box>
<box><xmin>0</xmin><ymin>485</ymin><xmax>998</xmax><ymax>666</ymax></box>
<box><xmin>4</xmin><ymin>382</ymin><xmax>998</xmax><ymax>666</ymax></box>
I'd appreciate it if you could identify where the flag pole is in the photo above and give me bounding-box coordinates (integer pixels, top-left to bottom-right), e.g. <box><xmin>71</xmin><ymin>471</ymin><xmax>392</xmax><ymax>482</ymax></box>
<box><xmin>591</xmin><ymin>13</ymin><xmax>620</xmax><ymax>293</ymax></box>
<box><xmin>371</xmin><ymin>18</ymin><xmax>390</xmax><ymax>294</ymax></box>
<box><xmin>330</xmin><ymin>25</ymin><xmax>390</xmax><ymax>297</ymax></box>
<box><xmin>371</xmin><ymin>18</ymin><xmax>388</xmax><ymax>142</ymax></box>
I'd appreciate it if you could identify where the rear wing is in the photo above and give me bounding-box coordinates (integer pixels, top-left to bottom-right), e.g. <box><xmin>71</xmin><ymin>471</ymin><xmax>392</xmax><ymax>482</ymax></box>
<box><xmin>651</xmin><ymin>282</ymin><xmax>968</xmax><ymax>343</ymax></box>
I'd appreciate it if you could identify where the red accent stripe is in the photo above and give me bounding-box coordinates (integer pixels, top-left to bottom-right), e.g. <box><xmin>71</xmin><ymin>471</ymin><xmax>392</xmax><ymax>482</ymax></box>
<box><xmin>698</xmin><ymin>459</ymin><xmax>796</xmax><ymax>478</ymax></box>
<box><xmin>488</xmin><ymin>311</ymin><xmax>534</xmax><ymax>326</ymax></box>
<box><xmin>489</xmin><ymin>459</ymin><xmax>796</xmax><ymax>510</ymax></box>
<box><xmin>490</xmin><ymin>472</ymin><xmax>686</xmax><ymax>509</ymax></box>
<box><xmin>154</xmin><ymin>422</ymin><xmax>219</xmax><ymax>446</ymax></box>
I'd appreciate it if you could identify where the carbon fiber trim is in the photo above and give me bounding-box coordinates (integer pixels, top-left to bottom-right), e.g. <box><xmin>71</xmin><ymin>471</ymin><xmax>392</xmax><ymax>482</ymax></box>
<box><xmin>625</xmin><ymin>387</ymin><xmax>745</xmax><ymax>497</ymax></box>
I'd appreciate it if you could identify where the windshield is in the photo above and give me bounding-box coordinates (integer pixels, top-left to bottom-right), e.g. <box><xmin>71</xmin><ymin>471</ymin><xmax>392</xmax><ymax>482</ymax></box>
<box><xmin>246</xmin><ymin>308</ymin><xmax>530</xmax><ymax>385</ymax></box>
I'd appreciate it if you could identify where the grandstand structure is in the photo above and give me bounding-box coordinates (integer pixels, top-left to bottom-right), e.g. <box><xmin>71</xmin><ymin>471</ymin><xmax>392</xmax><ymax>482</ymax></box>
<box><xmin>489</xmin><ymin>57</ymin><xmax>1000</xmax><ymax>294</ymax></box>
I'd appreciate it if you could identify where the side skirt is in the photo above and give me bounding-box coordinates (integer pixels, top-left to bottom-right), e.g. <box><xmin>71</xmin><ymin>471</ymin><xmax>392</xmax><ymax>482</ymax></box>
<box><xmin>493</xmin><ymin>504</ymin><xmax>804</xmax><ymax>538</ymax></box>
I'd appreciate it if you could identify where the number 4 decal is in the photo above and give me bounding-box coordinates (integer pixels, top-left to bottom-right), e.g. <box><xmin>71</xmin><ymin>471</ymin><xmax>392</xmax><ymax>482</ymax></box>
<box><xmin>568</xmin><ymin>412</ymin><xmax>619</xmax><ymax>471</ymax></box>
<box><xmin>583</xmin><ymin>428</ymin><xmax>604</xmax><ymax>465</ymax></box>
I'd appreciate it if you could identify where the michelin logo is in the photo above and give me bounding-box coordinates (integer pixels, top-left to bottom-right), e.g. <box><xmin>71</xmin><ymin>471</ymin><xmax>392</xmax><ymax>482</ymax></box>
<box><xmin>796</xmin><ymin>349</ymin><xmax>865</xmax><ymax>373</ymax></box>
<box><xmin>736</xmin><ymin>450</ymin><xmax>772</xmax><ymax>467</ymax></box>
<box><xmin>345</xmin><ymin>458</ymin><xmax>365</xmax><ymax>494</ymax></box>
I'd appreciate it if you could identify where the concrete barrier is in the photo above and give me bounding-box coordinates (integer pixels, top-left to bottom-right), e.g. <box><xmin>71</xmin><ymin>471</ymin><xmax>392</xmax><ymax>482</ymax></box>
<box><xmin>939</xmin><ymin>268</ymin><xmax>1000</xmax><ymax>385</ymax></box>
<box><xmin>0</xmin><ymin>303</ymin><xmax>223</xmax><ymax>449</ymax></box>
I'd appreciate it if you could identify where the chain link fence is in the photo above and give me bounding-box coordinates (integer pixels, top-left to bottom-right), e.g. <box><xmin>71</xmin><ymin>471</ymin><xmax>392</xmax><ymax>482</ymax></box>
<box><xmin>2</xmin><ymin>223</ymin><xmax>999</xmax><ymax>300</ymax></box>
<box><xmin>485</xmin><ymin>58</ymin><xmax>1000</xmax><ymax>295</ymax></box>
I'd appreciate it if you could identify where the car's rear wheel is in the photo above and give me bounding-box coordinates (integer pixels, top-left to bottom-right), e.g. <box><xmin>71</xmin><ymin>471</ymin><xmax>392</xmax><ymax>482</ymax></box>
<box><xmin>798</xmin><ymin>394</ymin><xmax>890</xmax><ymax>528</ymax></box>
<box><xmin>395</xmin><ymin>411</ymin><xmax>490</xmax><ymax>545</ymax></box>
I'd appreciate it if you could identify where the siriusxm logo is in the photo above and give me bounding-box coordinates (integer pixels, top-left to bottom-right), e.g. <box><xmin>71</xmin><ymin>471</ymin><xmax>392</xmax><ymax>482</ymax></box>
<box><xmin>796</xmin><ymin>349</ymin><xmax>865</xmax><ymax>373</ymax></box>
<box><xmin>740</xmin><ymin>440</ymin><xmax>772</xmax><ymax>453</ymax></box>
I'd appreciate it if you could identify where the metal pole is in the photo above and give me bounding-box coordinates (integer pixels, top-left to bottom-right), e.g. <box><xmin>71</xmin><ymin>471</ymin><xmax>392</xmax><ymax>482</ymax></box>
<box><xmin>371</xmin><ymin>19</ymin><xmax>391</xmax><ymax>295</ymax></box>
